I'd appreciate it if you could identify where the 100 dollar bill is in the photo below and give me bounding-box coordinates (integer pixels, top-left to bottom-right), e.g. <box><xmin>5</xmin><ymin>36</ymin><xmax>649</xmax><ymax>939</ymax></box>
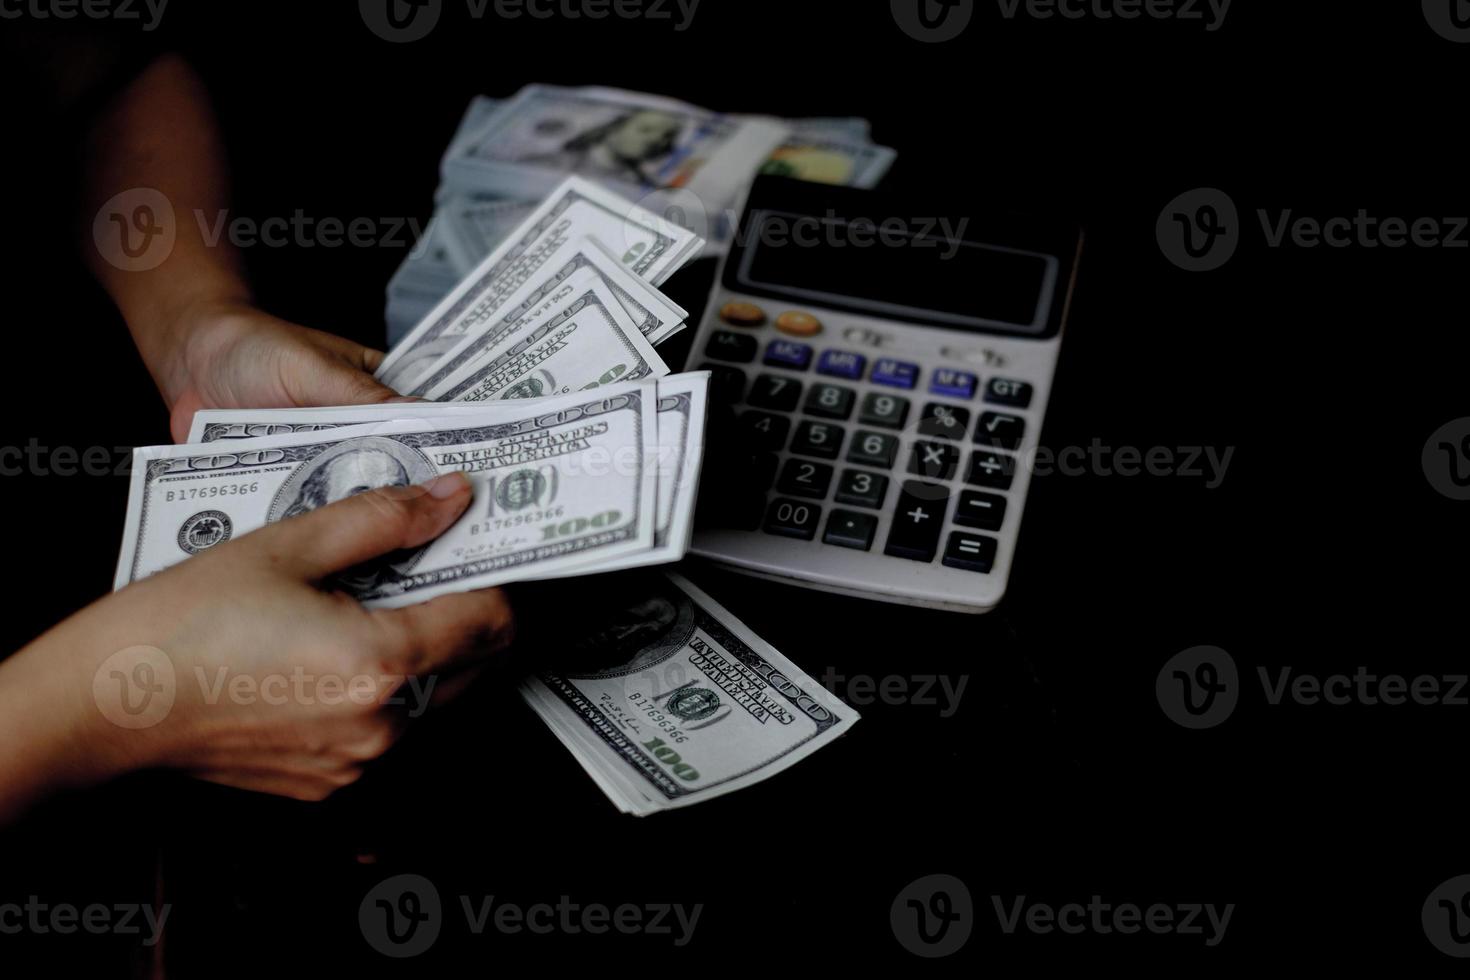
<box><xmin>521</xmin><ymin>573</ymin><xmax>859</xmax><ymax>815</ymax></box>
<box><xmin>118</xmin><ymin>383</ymin><xmax>660</xmax><ymax>607</ymax></box>
<box><xmin>378</xmin><ymin>175</ymin><xmax>702</xmax><ymax>391</ymax></box>
<box><xmin>426</xmin><ymin>280</ymin><xmax>667</xmax><ymax>402</ymax></box>
<box><xmin>406</xmin><ymin>239</ymin><xmax>684</xmax><ymax>398</ymax></box>
<box><xmin>186</xmin><ymin>373</ymin><xmax>710</xmax><ymax>567</ymax></box>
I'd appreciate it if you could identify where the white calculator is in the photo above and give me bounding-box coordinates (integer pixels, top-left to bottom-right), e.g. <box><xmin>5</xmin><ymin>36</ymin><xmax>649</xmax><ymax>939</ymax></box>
<box><xmin>688</xmin><ymin>176</ymin><xmax>1083</xmax><ymax>613</ymax></box>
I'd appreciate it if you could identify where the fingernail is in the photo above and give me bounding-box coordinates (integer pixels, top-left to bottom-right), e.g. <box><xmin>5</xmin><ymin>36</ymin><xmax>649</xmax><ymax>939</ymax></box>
<box><xmin>425</xmin><ymin>472</ymin><xmax>471</xmax><ymax>499</ymax></box>
<box><xmin>387</xmin><ymin>395</ymin><xmax>429</xmax><ymax>404</ymax></box>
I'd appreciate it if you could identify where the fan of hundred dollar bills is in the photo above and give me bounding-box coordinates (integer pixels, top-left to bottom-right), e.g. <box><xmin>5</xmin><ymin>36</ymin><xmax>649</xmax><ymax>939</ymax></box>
<box><xmin>113</xmin><ymin>174</ymin><xmax>858</xmax><ymax>814</ymax></box>
<box><xmin>385</xmin><ymin>83</ymin><xmax>896</xmax><ymax>342</ymax></box>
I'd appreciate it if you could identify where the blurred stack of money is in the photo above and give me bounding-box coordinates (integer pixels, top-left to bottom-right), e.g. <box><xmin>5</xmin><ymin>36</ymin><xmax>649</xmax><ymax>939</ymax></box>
<box><xmin>114</xmin><ymin>176</ymin><xmax>860</xmax><ymax>814</ymax></box>
<box><xmin>386</xmin><ymin>84</ymin><xmax>895</xmax><ymax>344</ymax></box>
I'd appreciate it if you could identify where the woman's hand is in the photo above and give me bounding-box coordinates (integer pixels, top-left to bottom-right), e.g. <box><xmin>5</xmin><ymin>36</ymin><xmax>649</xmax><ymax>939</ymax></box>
<box><xmin>161</xmin><ymin>299</ymin><xmax>406</xmax><ymax>442</ymax></box>
<box><xmin>0</xmin><ymin>472</ymin><xmax>512</xmax><ymax>821</ymax></box>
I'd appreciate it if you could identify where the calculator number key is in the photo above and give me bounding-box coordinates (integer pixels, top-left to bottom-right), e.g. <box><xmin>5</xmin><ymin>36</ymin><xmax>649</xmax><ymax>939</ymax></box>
<box><xmin>740</xmin><ymin>411</ymin><xmax>790</xmax><ymax>451</ymax></box>
<box><xmin>776</xmin><ymin>459</ymin><xmax>833</xmax><ymax>499</ymax></box>
<box><xmin>859</xmin><ymin>392</ymin><xmax>910</xmax><ymax>429</ymax></box>
<box><xmin>834</xmin><ymin>469</ymin><xmax>889</xmax><ymax>509</ymax></box>
<box><xmin>706</xmin><ymin>331</ymin><xmax>757</xmax><ymax>363</ymax></box>
<box><xmin>846</xmin><ymin>430</ymin><xmax>900</xmax><ymax>469</ymax></box>
<box><xmin>746</xmin><ymin>374</ymin><xmax>803</xmax><ymax>411</ymax></box>
<box><xmin>823</xmin><ymin>510</ymin><xmax>878</xmax><ymax>551</ymax></box>
<box><xmin>790</xmin><ymin>421</ymin><xmax>843</xmax><ymax>459</ymax></box>
<box><xmin>884</xmin><ymin>481</ymin><xmax>950</xmax><ymax>562</ymax></box>
<box><xmin>803</xmin><ymin>383</ymin><xmax>855</xmax><ymax>419</ymax></box>
<box><xmin>763</xmin><ymin>498</ymin><xmax>821</xmax><ymax>540</ymax></box>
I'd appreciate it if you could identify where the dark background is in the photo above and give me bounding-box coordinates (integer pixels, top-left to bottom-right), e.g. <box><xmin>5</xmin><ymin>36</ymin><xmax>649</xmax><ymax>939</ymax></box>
<box><xmin>1</xmin><ymin>0</ymin><xmax>1466</xmax><ymax>972</ymax></box>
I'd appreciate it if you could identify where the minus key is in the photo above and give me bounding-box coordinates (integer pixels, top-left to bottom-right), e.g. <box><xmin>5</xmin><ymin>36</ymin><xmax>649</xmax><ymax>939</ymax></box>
<box><xmin>954</xmin><ymin>490</ymin><xmax>1006</xmax><ymax>531</ymax></box>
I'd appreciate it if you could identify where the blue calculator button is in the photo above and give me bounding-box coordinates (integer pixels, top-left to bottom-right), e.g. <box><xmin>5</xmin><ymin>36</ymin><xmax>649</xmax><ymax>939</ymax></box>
<box><xmin>929</xmin><ymin>368</ymin><xmax>977</xmax><ymax>399</ymax></box>
<box><xmin>871</xmin><ymin>358</ymin><xmax>919</xmax><ymax>389</ymax></box>
<box><xmin>764</xmin><ymin>340</ymin><xmax>813</xmax><ymax>370</ymax></box>
<box><xmin>816</xmin><ymin>349</ymin><xmax>866</xmax><ymax>380</ymax></box>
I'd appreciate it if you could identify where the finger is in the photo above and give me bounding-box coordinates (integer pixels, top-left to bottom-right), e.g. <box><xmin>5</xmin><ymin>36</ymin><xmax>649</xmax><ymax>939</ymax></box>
<box><xmin>283</xmin><ymin>353</ymin><xmax>403</xmax><ymax>405</ymax></box>
<box><xmin>298</xmin><ymin>326</ymin><xmax>388</xmax><ymax>375</ymax></box>
<box><xmin>192</xmin><ymin>767</ymin><xmax>362</xmax><ymax>802</ymax></box>
<box><xmin>374</xmin><ymin>586</ymin><xmax>515</xmax><ymax>677</ymax></box>
<box><xmin>233</xmin><ymin>474</ymin><xmax>473</xmax><ymax>581</ymax></box>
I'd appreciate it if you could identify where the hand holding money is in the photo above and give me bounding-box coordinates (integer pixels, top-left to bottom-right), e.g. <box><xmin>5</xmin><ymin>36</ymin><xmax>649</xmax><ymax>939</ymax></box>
<box><xmin>1</xmin><ymin>471</ymin><xmax>514</xmax><ymax>819</ymax></box>
<box><xmin>109</xmin><ymin>176</ymin><xmax>856</xmax><ymax>815</ymax></box>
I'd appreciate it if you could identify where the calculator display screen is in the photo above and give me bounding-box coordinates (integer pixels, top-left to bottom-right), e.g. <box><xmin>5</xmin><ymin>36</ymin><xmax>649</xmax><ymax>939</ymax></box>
<box><xmin>733</xmin><ymin>210</ymin><xmax>1059</xmax><ymax>335</ymax></box>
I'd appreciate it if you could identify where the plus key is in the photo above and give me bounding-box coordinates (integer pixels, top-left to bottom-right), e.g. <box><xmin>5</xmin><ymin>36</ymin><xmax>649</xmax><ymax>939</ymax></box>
<box><xmin>884</xmin><ymin>480</ymin><xmax>951</xmax><ymax>562</ymax></box>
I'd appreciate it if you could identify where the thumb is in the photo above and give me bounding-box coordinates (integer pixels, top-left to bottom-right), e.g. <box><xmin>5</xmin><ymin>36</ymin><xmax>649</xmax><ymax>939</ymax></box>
<box><xmin>234</xmin><ymin>472</ymin><xmax>473</xmax><ymax>581</ymax></box>
<box><xmin>283</xmin><ymin>351</ymin><xmax>406</xmax><ymax>405</ymax></box>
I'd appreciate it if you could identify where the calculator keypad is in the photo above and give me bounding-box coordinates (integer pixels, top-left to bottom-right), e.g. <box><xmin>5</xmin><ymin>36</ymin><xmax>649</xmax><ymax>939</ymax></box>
<box><xmin>703</xmin><ymin>301</ymin><xmax>1037</xmax><ymax>582</ymax></box>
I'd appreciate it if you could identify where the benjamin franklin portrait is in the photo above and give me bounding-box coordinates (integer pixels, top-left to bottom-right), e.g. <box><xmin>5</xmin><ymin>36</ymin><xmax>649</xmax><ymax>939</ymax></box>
<box><xmin>269</xmin><ymin>437</ymin><xmax>438</xmax><ymax>523</ymax></box>
<box><xmin>520</xmin><ymin>110</ymin><xmax>684</xmax><ymax>186</ymax></box>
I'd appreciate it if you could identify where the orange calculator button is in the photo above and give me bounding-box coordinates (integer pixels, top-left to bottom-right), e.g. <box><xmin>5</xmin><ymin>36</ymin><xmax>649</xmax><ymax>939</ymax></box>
<box><xmin>775</xmin><ymin>311</ymin><xmax>823</xmax><ymax>337</ymax></box>
<box><xmin>720</xmin><ymin>301</ymin><xmax>767</xmax><ymax>327</ymax></box>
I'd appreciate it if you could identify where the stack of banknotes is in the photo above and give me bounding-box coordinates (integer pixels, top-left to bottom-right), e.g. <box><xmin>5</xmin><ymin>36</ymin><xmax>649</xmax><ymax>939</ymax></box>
<box><xmin>112</xmin><ymin>176</ymin><xmax>859</xmax><ymax>813</ymax></box>
<box><xmin>387</xmin><ymin>83</ymin><xmax>896</xmax><ymax>342</ymax></box>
